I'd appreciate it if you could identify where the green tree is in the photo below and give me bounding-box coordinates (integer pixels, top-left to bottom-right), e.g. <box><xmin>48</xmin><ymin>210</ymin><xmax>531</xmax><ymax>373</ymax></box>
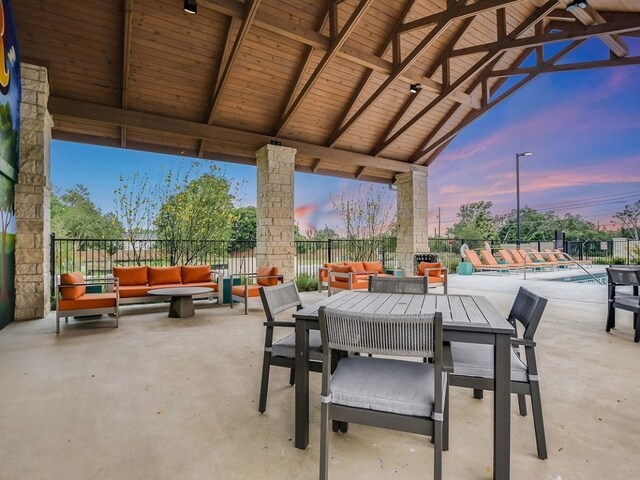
<box><xmin>497</xmin><ymin>208</ymin><xmax>607</xmax><ymax>241</ymax></box>
<box><xmin>614</xmin><ymin>200</ymin><xmax>640</xmax><ymax>240</ymax></box>
<box><xmin>0</xmin><ymin>175</ymin><xmax>14</xmax><ymax>301</ymax></box>
<box><xmin>155</xmin><ymin>167</ymin><xmax>238</xmax><ymax>265</ymax></box>
<box><xmin>230</xmin><ymin>206</ymin><xmax>256</xmax><ymax>243</ymax></box>
<box><xmin>449</xmin><ymin>201</ymin><xmax>497</xmax><ymax>240</ymax></box>
<box><xmin>311</xmin><ymin>225</ymin><xmax>339</xmax><ymax>241</ymax></box>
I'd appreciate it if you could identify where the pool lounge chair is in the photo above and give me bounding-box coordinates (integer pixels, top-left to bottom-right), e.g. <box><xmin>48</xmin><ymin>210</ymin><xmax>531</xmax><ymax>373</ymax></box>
<box><xmin>480</xmin><ymin>249</ymin><xmax>519</xmax><ymax>270</ymax></box>
<box><xmin>544</xmin><ymin>250</ymin><xmax>574</xmax><ymax>269</ymax></box>
<box><xmin>529</xmin><ymin>251</ymin><xmax>560</xmax><ymax>269</ymax></box>
<box><xmin>510</xmin><ymin>249</ymin><xmax>549</xmax><ymax>271</ymax></box>
<box><xmin>464</xmin><ymin>249</ymin><xmax>510</xmax><ymax>274</ymax></box>
<box><xmin>552</xmin><ymin>249</ymin><xmax>593</xmax><ymax>267</ymax></box>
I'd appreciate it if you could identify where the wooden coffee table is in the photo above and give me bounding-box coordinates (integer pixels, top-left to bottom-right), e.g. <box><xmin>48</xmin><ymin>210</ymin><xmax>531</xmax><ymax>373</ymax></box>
<box><xmin>147</xmin><ymin>287</ymin><xmax>214</xmax><ymax>318</ymax></box>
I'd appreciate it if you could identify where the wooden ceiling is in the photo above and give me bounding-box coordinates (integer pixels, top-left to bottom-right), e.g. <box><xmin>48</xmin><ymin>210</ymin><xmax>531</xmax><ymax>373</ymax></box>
<box><xmin>14</xmin><ymin>0</ymin><xmax>640</xmax><ymax>183</ymax></box>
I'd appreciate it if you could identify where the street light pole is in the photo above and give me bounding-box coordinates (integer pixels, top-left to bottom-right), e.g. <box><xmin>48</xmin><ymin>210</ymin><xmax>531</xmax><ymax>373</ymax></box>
<box><xmin>515</xmin><ymin>152</ymin><xmax>532</xmax><ymax>248</ymax></box>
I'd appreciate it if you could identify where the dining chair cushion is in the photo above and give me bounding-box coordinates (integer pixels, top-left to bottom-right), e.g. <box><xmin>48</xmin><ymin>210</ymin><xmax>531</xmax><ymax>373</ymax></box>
<box><xmin>330</xmin><ymin>356</ymin><xmax>436</xmax><ymax>417</ymax></box>
<box><xmin>613</xmin><ymin>295</ymin><xmax>640</xmax><ymax>308</ymax></box>
<box><xmin>271</xmin><ymin>331</ymin><xmax>323</xmax><ymax>361</ymax></box>
<box><xmin>450</xmin><ymin>342</ymin><xmax>528</xmax><ymax>382</ymax></box>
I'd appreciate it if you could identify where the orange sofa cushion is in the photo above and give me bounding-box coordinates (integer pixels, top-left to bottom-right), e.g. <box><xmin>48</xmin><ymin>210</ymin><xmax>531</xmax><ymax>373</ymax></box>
<box><xmin>148</xmin><ymin>266</ymin><xmax>182</xmax><ymax>286</ymax></box>
<box><xmin>331</xmin><ymin>264</ymin><xmax>356</xmax><ymax>282</ymax></box>
<box><xmin>60</xmin><ymin>271</ymin><xmax>86</xmax><ymax>300</ymax></box>
<box><xmin>182</xmin><ymin>265</ymin><xmax>212</xmax><ymax>284</ymax></box>
<box><xmin>118</xmin><ymin>285</ymin><xmax>152</xmax><ymax>298</ymax></box>
<box><xmin>418</xmin><ymin>262</ymin><xmax>444</xmax><ymax>277</ymax></box>
<box><xmin>330</xmin><ymin>278</ymin><xmax>369</xmax><ymax>290</ymax></box>
<box><xmin>426</xmin><ymin>276</ymin><xmax>444</xmax><ymax>285</ymax></box>
<box><xmin>345</xmin><ymin>261</ymin><xmax>365</xmax><ymax>273</ymax></box>
<box><xmin>181</xmin><ymin>281</ymin><xmax>218</xmax><ymax>292</ymax></box>
<box><xmin>232</xmin><ymin>284</ymin><xmax>262</xmax><ymax>298</ymax></box>
<box><xmin>58</xmin><ymin>293</ymin><xmax>116</xmax><ymax>311</ymax></box>
<box><xmin>363</xmin><ymin>261</ymin><xmax>384</xmax><ymax>274</ymax></box>
<box><xmin>257</xmin><ymin>266</ymin><xmax>279</xmax><ymax>286</ymax></box>
<box><xmin>113</xmin><ymin>266</ymin><xmax>148</xmax><ymax>286</ymax></box>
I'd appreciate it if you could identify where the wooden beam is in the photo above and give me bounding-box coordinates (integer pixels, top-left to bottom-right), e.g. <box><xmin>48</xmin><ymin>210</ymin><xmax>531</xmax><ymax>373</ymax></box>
<box><xmin>397</xmin><ymin>0</ymin><xmax>524</xmax><ymax>34</ymax></box>
<box><xmin>327</xmin><ymin>0</ymin><xmax>420</xmax><ymax>147</ymax></box>
<box><xmin>355</xmin><ymin>166</ymin><xmax>366</xmax><ymax>179</ymax></box>
<box><xmin>449</xmin><ymin>16</ymin><xmax>640</xmax><ymax>57</ymax></box>
<box><xmin>48</xmin><ymin>97</ymin><xmax>422</xmax><ymax>175</ymax></box>
<box><xmin>567</xmin><ymin>3</ymin><xmax>628</xmax><ymax>57</ymax></box>
<box><xmin>489</xmin><ymin>54</ymin><xmax>640</xmax><ymax>76</ymax></box>
<box><xmin>198</xmin><ymin>16</ymin><xmax>236</xmax><ymax>157</ymax></box>
<box><xmin>274</xmin><ymin>0</ymin><xmax>374</xmax><ymax>136</ymax></box>
<box><xmin>199</xmin><ymin>0</ymin><xmax>476</xmax><ymax>109</ymax></box>
<box><xmin>120</xmin><ymin>0</ymin><xmax>133</xmax><ymax>148</ymax></box>
<box><xmin>312</xmin><ymin>159</ymin><xmax>322</xmax><ymax>173</ymax></box>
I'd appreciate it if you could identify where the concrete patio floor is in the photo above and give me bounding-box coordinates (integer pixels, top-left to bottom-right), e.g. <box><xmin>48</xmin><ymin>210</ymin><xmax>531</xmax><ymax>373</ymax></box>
<box><xmin>1</xmin><ymin>272</ymin><xmax>638</xmax><ymax>479</ymax></box>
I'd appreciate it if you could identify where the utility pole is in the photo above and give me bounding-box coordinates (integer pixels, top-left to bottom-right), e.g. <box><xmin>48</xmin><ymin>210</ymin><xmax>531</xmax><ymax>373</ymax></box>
<box><xmin>438</xmin><ymin>207</ymin><xmax>441</xmax><ymax>237</ymax></box>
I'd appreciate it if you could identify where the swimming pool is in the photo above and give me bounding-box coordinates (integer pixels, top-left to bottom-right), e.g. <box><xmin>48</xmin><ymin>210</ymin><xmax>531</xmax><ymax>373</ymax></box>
<box><xmin>547</xmin><ymin>273</ymin><xmax>607</xmax><ymax>284</ymax></box>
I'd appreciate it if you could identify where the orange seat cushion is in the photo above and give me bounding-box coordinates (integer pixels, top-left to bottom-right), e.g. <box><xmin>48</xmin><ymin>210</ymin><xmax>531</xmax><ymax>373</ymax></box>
<box><xmin>118</xmin><ymin>285</ymin><xmax>153</xmax><ymax>298</ymax></box>
<box><xmin>331</xmin><ymin>264</ymin><xmax>356</xmax><ymax>282</ymax></box>
<box><xmin>232</xmin><ymin>284</ymin><xmax>262</xmax><ymax>298</ymax></box>
<box><xmin>363</xmin><ymin>261</ymin><xmax>384</xmax><ymax>274</ymax></box>
<box><xmin>330</xmin><ymin>279</ymin><xmax>369</xmax><ymax>290</ymax></box>
<box><xmin>58</xmin><ymin>293</ymin><xmax>116</xmax><ymax>311</ymax></box>
<box><xmin>60</xmin><ymin>271</ymin><xmax>86</xmax><ymax>300</ymax></box>
<box><xmin>148</xmin><ymin>266</ymin><xmax>182</xmax><ymax>286</ymax></box>
<box><xmin>180</xmin><ymin>281</ymin><xmax>218</xmax><ymax>292</ymax></box>
<box><xmin>257</xmin><ymin>266</ymin><xmax>280</xmax><ymax>286</ymax></box>
<box><xmin>426</xmin><ymin>276</ymin><xmax>444</xmax><ymax>285</ymax></box>
<box><xmin>113</xmin><ymin>266</ymin><xmax>148</xmax><ymax>286</ymax></box>
<box><xmin>418</xmin><ymin>262</ymin><xmax>444</xmax><ymax>277</ymax></box>
<box><xmin>345</xmin><ymin>261</ymin><xmax>365</xmax><ymax>273</ymax></box>
<box><xmin>181</xmin><ymin>265</ymin><xmax>212</xmax><ymax>284</ymax></box>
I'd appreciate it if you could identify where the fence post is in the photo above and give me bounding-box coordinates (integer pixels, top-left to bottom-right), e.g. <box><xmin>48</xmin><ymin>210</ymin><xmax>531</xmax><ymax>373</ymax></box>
<box><xmin>50</xmin><ymin>233</ymin><xmax>56</xmax><ymax>302</ymax></box>
<box><xmin>327</xmin><ymin>239</ymin><xmax>332</xmax><ymax>264</ymax></box>
<box><xmin>627</xmin><ymin>239</ymin><xmax>630</xmax><ymax>265</ymax></box>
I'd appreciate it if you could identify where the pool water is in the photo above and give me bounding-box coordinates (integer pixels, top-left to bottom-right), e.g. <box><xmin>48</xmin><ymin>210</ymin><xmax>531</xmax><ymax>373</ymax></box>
<box><xmin>548</xmin><ymin>273</ymin><xmax>607</xmax><ymax>284</ymax></box>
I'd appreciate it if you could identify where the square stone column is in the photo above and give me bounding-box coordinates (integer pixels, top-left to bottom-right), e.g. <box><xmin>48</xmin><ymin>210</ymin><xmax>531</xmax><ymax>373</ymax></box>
<box><xmin>256</xmin><ymin>144</ymin><xmax>296</xmax><ymax>281</ymax></box>
<box><xmin>14</xmin><ymin>64</ymin><xmax>52</xmax><ymax>320</ymax></box>
<box><xmin>396</xmin><ymin>169</ymin><xmax>429</xmax><ymax>272</ymax></box>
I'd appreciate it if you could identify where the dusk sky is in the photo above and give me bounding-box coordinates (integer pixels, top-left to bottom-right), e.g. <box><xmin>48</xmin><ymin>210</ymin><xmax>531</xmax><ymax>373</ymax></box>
<box><xmin>51</xmin><ymin>39</ymin><xmax>640</xmax><ymax>237</ymax></box>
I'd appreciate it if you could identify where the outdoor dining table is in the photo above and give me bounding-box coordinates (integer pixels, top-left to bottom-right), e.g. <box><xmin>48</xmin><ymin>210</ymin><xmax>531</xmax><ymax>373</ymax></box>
<box><xmin>292</xmin><ymin>290</ymin><xmax>515</xmax><ymax>480</ymax></box>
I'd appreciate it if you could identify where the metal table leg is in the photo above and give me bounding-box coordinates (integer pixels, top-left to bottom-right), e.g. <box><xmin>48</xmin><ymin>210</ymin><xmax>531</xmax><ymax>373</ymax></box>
<box><xmin>295</xmin><ymin>319</ymin><xmax>310</xmax><ymax>449</ymax></box>
<box><xmin>493</xmin><ymin>332</ymin><xmax>511</xmax><ymax>479</ymax></box>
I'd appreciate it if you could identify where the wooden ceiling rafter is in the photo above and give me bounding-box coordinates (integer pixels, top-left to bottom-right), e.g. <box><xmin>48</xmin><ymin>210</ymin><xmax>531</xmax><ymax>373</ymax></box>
<box><xmin>489</xmin><ymin>54</ymin><xmax>640</xmax><ymax>76</ymax></box>
<box><xmin>120</xmin><ymin>0</ymin><xmax>133</xmax><ymax>148</ymax></box>
<box><xmin>198</xmin><ymin>15</ymin><xmax>237</xmax><ymax>157</ymax></box>
<box><xmin>413</xmin><ymin>39</ymin><xmax>585</xmax><ymax>165</ymax></box>
<box><xmin>273</xmin><ymin>0</ymin><xmax>374</xmax><ymax>136</ymax></box>
<box><xmin>374</xmin><ymin>0</ymin><xmax>565</xmax><ymax>156</ymax></box>
<box><xmin>565</xmin><ymin>1</ymin><xmax>628</xmax><ymax>57</ymax></box>
<box><xmin>326</xmin><ymin>0</ymin><xmax>420</xmax><ymax>147</ymax></box>
<box><xmin>370</xmin><ymin>14</ymin><xmax>475</xmax><ymax>156</ymax></box>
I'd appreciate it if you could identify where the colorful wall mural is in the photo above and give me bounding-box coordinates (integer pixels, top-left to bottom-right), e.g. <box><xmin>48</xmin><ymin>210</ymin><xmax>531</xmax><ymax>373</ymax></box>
<box><xmin>0</xmin><ymin>0</ymin><xmax>20</xmax><ymax>328</ymax></box>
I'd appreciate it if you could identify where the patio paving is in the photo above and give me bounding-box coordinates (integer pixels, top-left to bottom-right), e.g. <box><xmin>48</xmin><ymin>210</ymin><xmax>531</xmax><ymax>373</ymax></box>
<box><xmin>0</xmin><ymin>273</ymin><xmax>638</xmax><ymax>479</ymax></box>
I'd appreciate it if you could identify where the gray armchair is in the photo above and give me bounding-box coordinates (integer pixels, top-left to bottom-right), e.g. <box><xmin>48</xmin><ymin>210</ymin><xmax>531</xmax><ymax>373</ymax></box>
<box><xmin>318</xmin><ymin>307</ymin><xmax>449</xmax><ymax>480</ymax></box>
<box><xmin>368</xmin><ymin>276</ymin><xmax>428</xmax><ymax>294</ymax></box>
<box><xmin>606</xmin><ymin>267</ymin><xmax>640</xmax><ymax>342</ymax></box>
<box><xmin>449</xmin><ymin>287</ymin><xmax>549</xmax><ymax>459</ymax></box>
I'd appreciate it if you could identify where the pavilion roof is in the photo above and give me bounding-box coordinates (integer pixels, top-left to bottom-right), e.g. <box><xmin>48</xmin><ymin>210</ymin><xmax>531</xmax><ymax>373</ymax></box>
<box><xmin>14</xmin><ymin>0</ymin><xmax>640</xmax><ymax>183</ymax></box>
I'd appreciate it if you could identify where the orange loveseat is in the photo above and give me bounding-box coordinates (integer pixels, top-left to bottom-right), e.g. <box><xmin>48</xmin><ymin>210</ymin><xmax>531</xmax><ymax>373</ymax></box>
<box><xmin>230</xmin><ymin>266</ymin><xmax>284</xmax><ymax>315</ymax></box>
<box><xmin>318</xmin><ymin>261</ymin><xmax>393</xmax><ymax>296</ymax></box>
<box><xmin>109</xmin><ymin>265</ymin><xmax>219</xmax><ymax>305</ymax></box>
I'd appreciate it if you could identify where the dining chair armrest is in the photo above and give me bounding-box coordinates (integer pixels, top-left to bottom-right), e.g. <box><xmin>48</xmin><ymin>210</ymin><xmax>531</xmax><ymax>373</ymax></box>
<box><xmin>263</xmin><ymin>321</ymin><xmax>296</xmax><ymax>328</ymax></box>
<box><xmin>511</xmin><ymin>338</ymin><xmax>536</xmax><ymax>347</ymax></box>
<box><xmin>442</xmin><ymin>342</ymin><xmax>454</xmax><ymax>373</ymax></box>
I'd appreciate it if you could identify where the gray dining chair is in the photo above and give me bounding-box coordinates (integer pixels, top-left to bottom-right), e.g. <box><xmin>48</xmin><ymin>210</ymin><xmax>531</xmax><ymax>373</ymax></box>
<box><xmin>606</xmin><ymin>267</ymin><xmax>640</xmax><ymax>342</ymax></box>
<box><xmin>258</xmin><ymin>281</ymin><xmax>322</xmax><ymax>413</ymax></box>
<box><xmin>318</xmin><ymin>307</ymin><xmax>450</xmax><ymax>480</ymax></box>
<box><xmin>449</xmin><ymin>287</ymin><xmax>548</xmax><ymax>459</ymax></box>
<box><xmin>368</xmin><ymin>276</ymin><xmax>428</xmax><ymax>294</ymax></box>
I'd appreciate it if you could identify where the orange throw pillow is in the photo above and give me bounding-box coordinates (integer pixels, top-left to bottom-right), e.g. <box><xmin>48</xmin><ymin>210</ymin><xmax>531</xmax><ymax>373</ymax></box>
<box><xmin>363</xmin><ymin>261</ymin><xmax>384</xmax><ymax>274</ymax></box>
<box><xmin>181</xmin><ymin>265</ymin><xmax>212</xmax><ymax>284</ymax></box>
<box><xmin>331</xmin><ymin>264</ymin><xmax>355</xmax><ymax>282</ymax></box>
<box><xmin>257</xmin><ymin>266</ymin><xmax>279</xmax><ymax>286</ymax></box>
<box><xmin>345</xmin><ymin>262</ymin><xmax>365</xmax><ymax>273</ymax></box>
<box><xmin>60</xmin><ymin>271</ymin><xmax>86</xmax><ymax>300</ymax></box>
<box><xmin>418</xmin><ymin>262</ymin><xmax>443</xmax><ymax>277</ymax></box>
<box><xmin>113</xmin><ymin>266</ymin><xmax>148</xmax><ymax>286</ymax></box>
<box><xmin>148</xmin><ymin>266</ymin><xmax>182</xmax><ymax>286</ymax></box>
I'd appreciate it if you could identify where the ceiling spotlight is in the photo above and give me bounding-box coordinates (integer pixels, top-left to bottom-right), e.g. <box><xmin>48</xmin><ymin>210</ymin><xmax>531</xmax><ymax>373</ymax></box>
<box><xmin>410</xmin><ymin>83</ymin><xmax>422</xmax><ymax>94</ymax></box>
<box><xmin>566</xmin><ymin>0</ymin><xmax>587</xmax><ymax>12</ymax></box>
<box><xmin>184</xmin><ymin>0</ymin><xmax>197</xmax><ymax>14</ymax></box>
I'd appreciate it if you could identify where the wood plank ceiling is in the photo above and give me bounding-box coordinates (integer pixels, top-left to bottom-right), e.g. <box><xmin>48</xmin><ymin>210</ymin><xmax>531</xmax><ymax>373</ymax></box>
<box><xmin>13</xmin><ymin>0</ymin><xmax>640</xmax><ymax>183</ymax></box>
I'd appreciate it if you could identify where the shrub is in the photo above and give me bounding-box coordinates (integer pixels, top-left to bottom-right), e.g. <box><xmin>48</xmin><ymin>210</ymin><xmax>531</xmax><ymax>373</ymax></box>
<box><xmin>611</xmin><ymin>257</ymin><xmax>627</xmax><ymax>265</ymax></box>
<box><xmin>296</xmin><ymin>273</ymin><xmax>318</xmax><ymax>292</ymax></box>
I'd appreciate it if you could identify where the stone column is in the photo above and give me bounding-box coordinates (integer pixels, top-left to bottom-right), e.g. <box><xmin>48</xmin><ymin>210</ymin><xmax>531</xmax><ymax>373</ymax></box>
<box><xmin>14</xmin><ymin>64</ymin><xmax>52</xmax><ymax>320</ymax></box>
<box><xmin>395</xmin><ymin>169</ymin><xmax>429</xmax><ymax>272</ymax></box>
<box><xmin>255</xmin><ymin>144</ymin><xmax>296</xmax><ymax>281</ymax></box>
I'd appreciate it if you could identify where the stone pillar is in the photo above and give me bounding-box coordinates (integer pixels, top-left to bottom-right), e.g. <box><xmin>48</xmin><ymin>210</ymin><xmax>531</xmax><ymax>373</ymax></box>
<box><xmin>14</xmin><ymin>64</ymin><xmax>52</xmax><ymax>320</ymax></box>
<box><xmin>396</xmin><ymin>169</ymin><xmax>429</xmax><ymax>272</ymax></box>
<box><xmin>255</xmin><ymin>144</ymin><xmax>296</xmax><ymax>281</ymax></box>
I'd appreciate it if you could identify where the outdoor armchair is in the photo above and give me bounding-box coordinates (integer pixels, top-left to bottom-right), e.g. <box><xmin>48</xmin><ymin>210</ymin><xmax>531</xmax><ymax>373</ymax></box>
<box><xmin>230</xmin><ymin>266</ymin><xmax>284</xmax><ymax>314</ymax></box>
<box><xmin>257</xmin><ymin>281</ymin><xmax>323</xmax><ymax>413</ymax></box>
<box><xmin>416</xmin><ymin>261</ymin><xmax>448</xmax><ymax>293</ymax></box>
<box><xmin>606</xmin><ymin>267</ymin><xmax>640</xmax><ymax>342</ymax></box>
<box><xmin>449</xmin><ymin>287</ymin><xmax>549</xmax><ymax>459</ymax></box>
<box><xmin>318</xmin><ymin>307</ymin><xmax>450</xmax><ymax>480</ymax></box>
<box><xmin>56</xmin><ymin>272</ymin><xmax>119</xmax><ymax>334</ymax></box>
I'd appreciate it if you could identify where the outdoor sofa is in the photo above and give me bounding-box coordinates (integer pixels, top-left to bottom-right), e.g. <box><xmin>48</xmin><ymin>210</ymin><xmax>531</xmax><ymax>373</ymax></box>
<box><xmin>318</xmin><ymin>261</ymin><xmax>392</xmax><ymax>296</ymax></box>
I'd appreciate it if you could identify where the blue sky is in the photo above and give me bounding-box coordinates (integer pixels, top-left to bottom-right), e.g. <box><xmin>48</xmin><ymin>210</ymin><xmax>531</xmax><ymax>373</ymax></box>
<box><xmin>51</xmin><ymin>39</ymin><xmax>640</xmax><ymax>236</ymax></box>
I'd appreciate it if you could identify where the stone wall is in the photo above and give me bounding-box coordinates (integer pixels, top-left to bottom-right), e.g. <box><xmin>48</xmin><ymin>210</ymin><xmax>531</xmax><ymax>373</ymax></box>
<box><xmin>14</xmin><ymin>64</ymin><xmax>52</xmax><ymax>320</ymax></box>
<box><xmin>395</xmin><ymin>169</ymin><xmax>429</xmax><ymax>271</ymax></box>
<box><xmin>255</xmin><ymin>144</ymin><xmax>296</xmax><ymax>281</ymax></box>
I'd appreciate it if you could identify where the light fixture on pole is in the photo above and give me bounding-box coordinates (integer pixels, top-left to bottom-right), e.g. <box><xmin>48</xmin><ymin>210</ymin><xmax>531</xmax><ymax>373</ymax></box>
<box><xmin>566</xmin><ymin>0</ymin><xmax>588</xmax><ymax>12</ymax></box>
<box><xmin>515</xmin><ymin>151</ymin><xmax>532</xmax><ymax>248</ymax></box>
<box><xmin>410</xmin><ymin>83</ymin><xmax>422</xmax><ymax>94</ymax></box>
<box><xmin>184</xmin><ymin>0</ymin><xmax>197</xmax><ymax>14</ymax></box>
